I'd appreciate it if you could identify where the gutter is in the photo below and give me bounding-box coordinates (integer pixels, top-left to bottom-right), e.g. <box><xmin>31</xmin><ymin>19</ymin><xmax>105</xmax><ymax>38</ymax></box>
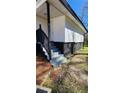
<box><xmin>59</xmin><ymin>0</ymin><xmax>88</xmax><ymax>33</ymax></box>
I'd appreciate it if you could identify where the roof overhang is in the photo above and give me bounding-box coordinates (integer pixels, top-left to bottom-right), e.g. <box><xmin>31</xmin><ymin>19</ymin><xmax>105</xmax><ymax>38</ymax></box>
<box><xmin>37</xmin><ymin>0</ymin><xmax>88</xmax><ymax>33</ymax></box>
<box><xmin>48</xmin><ymin>0</ymin><xmax>87</xmax><ymax>33</ymax></box>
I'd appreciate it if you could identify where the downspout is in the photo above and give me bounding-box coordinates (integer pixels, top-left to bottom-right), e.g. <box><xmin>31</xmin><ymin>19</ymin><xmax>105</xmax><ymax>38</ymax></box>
<box><xmin>46</xmin><ymin>1</ymin><xmax>51</xmax><ymax>60</ymax></box>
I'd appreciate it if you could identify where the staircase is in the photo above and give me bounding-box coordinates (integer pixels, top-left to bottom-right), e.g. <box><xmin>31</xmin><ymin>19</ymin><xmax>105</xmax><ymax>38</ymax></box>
<box><xmin>50</xmin><ymin>45</ymin><xmax>67</xmax><ymax>67</ymax></box>
<box><xmin>37</xmin><ymin>42</ymin><xmax>67</xmax><ymax>67</ymax></box>
<box><xmin>36</xmin><ymin>24</ymin><xmax>67</xmax><ymax>67</ymax></box>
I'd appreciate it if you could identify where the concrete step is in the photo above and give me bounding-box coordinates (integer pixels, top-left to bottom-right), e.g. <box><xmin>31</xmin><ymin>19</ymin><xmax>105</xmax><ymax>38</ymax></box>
<box><xmin>50</xmin><ymin>46</ymin><xmax>67</xmax><ymax>67</ymax></box>
<box><xmin>52</xmin><ymin>54</ymin><xmax>64</xmax><ymax>59</ymax></box>
<box><xmin>51</xmin><ymin>48</ymin><xmax>59</xmax><ymax>52</ymax></box>
<box><xmin>51</xmin><ymin>50</ymin><xmax>61</xmax><ymax>54</ymax></box>
<box><xmin>51</xmin><ymin>51</ymin><xmax>59</xmax><ymax>56</ymax></box>
<box><xmin>51</xmin><ymin>56</ymin><xmax>67</xmax><ymax>67</ymax></box>
<box><xmin>52</xmin><ymin>55</ymin><xmax>64</xmax><ymax>60</ymax></box>
<box><xmin>51</xmin><ymin>45</ymin><xmax>57</xmax><ymax>49</ymax></box>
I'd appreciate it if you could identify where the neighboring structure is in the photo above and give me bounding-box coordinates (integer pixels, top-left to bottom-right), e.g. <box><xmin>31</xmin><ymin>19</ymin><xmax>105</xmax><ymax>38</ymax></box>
<box><xmin>36</xmin><ymin>0</ymin><xmax>87</xmax><ymax>67</ymax></box>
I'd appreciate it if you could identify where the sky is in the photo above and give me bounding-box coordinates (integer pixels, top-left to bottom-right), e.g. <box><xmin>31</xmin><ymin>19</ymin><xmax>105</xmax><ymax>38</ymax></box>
<box><xmin>67</xmin><ymin>0</ymin><xmax>88</xmax><ymax>29</ymax></box>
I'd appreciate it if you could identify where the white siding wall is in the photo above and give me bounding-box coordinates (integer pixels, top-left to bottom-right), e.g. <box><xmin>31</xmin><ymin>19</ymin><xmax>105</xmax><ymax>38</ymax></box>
<box><xmin>51</xmin><ymin>16</ymin><xmax>65</xmax><ymax>42</ymax></box>
<box><xmin>65</xmin><ymin>17</ymin><xmax>84</xmax><ymax>42</ymax></box>
<box><xmin>36</xmin><ymin>16</ymin><xmax>48</xmax><ymax>36</ymax></box>
<box><xmin>36</xmin><ymin>15</ymin><xmax>84</xmax><ymax>42</ymax></box>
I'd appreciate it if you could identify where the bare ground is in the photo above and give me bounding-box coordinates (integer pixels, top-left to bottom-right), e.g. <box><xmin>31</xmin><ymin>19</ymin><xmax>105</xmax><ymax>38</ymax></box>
<box><xmin>43</xmin><ymin>48</ymin><xmax>88</xmax><ymax>93</ymax></box>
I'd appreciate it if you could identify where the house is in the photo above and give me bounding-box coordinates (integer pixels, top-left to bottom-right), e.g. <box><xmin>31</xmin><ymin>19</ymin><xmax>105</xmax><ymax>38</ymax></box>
<box><xmin>36</xmin><ymin>0</ymin><xmax>87</xmax><ymax>67</ymax></box>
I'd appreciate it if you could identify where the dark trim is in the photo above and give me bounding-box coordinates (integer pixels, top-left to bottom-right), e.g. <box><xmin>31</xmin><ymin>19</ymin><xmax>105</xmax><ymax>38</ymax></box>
<box><xmin>59</xmin><ymin>0</ymin><xmax>88</xmax><ymax>32</ymax></box>
<box><xmin>46</xmin><ymin>1</ymin><xmax>51</xmax><ymax>60</ymax></box>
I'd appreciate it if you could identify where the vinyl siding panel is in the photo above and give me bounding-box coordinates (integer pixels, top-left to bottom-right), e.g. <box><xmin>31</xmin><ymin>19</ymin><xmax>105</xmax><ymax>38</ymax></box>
<box><xmin>51</xmin><ymin>16</ymin><xmax>65</xmax><ymax>42</ymax></box>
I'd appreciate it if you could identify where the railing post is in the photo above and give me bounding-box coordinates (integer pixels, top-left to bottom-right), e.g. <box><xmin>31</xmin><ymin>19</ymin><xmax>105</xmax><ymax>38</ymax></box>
<box><xmin>46</xmin><ymin>1</ymin><xmax>51</xmax><ymax>60</ymax></box>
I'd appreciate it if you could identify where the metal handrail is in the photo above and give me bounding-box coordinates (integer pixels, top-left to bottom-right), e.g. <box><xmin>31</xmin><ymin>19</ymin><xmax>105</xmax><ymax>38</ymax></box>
<box><xmin>36</xmin><ymin>27</ymin><xmax>50</xmax><ymax>58</ymax></box>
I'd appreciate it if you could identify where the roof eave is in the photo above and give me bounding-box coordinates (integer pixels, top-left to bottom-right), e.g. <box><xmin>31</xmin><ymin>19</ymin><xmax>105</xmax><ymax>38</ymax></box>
<box><xmin>59</xmin><ymin>0</ymin><xmax>88</xmax><ymax>33</ymax></box>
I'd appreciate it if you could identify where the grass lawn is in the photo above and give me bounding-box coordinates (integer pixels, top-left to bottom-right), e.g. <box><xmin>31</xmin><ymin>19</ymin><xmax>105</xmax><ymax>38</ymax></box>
<box><xmin>82</xmin><ymin>46</ymin><xmax>88</xmax><ymax>54</ymax></box>
<box><xmin>81</xmin><ymin>46</ymin><xmax>88</xmax><ymax>58</ymax></box>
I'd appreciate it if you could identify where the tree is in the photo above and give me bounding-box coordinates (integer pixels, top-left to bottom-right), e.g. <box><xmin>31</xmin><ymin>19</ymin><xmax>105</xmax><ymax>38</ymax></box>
<box><xmin>81</xmin><ymin>1</ymin><xmax>88</xmax><ymax>29</ymax></box>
